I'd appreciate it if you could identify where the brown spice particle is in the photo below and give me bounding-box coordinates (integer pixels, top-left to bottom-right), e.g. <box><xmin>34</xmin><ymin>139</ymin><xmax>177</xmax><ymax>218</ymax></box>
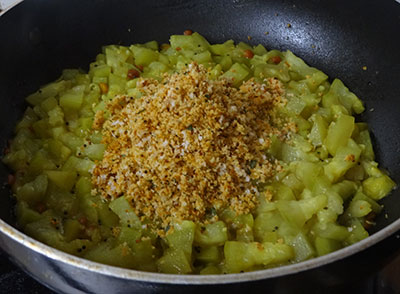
<box><xmin>36</xmin><ymin>202</ymin><xmax>47</xmax><ymax>214</ymax></box>
<box><xmin>345</xmin><ymin>154</ymin><xmax>355</xmax><ymax>162</ymax></box>
<box><xmin>7</xmin><ymin>174</ymin><xmax>15</xmax><ymax>186</ymax></box>
<box><xmin>99</xmin><ymin>82</ymin><xmax>109</xmax><ymax>94</ymax></box>
<box><xmin>243</xmin><ymin>49</ymin><xmax>254</xmax><ymax>59</ymax></box>
<box><xmin>92</xmin><ymin>111</ymin><xmax>105</xmax><ymax>130</ymax></box>
<box><xmin>269</xmin><ymin>56</ymin><xmax>282</xmax><ymax>64</ymax></box>
<box><xmin>127</xmin><ymin>69</ymin><xmax>140</xmax><ymax>80</ymax></box>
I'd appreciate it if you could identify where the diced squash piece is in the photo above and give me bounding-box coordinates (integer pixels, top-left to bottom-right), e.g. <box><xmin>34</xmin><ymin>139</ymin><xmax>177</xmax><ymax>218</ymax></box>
<box><xmin>306</xmin><ymin>71</ymin><xmax>328</xmax><ymax>92</ymax></box>
<box><xmin>48</xmin><ymin>106</ymin><xmax>65</xmax><ymax>127</ymax></box>
<box><xmin>284</xmin><ymin>50</ymin><xmax>317</xmax><ymax>78</ymax></box>
<box><xmin>166</xmin><ymin>220</ymin><xmax>196</xmax><ymax>258</ymax></box>
<box><xmin>351</xmin><ymin>190</ymin><xmax>382</xmax><ymax>214</ymax></box>
<box><xmin>59</xmin><ymin>132</ymin><xmax>84</xmax><ymax>151</ymax></box>
<box><xmin>90</xmin><ymin>64</ymin><xmax>112</xmax><ymax>78</ymax></box>
<box><xmin>315</xmin><ymin>237</ymin><xmax>341</xmax><ymax>256</ymax></box>
<box><xmin>286</xmin><ymin>96</ymin><xmax>306</xmax><ymax>115</ymax></box>
<box><xmin>16</xmin><ymin>201</ymin><xmax>43</xmax><ymax>227</ymax></box>
<box><xmin>254</xmin><ymin>211</ymin><xmax>283</xmax><ymax>243</ymax></box>
<box><xmin>253</xmin><ymin>44</ymin><xmax>268</xmax><ymax>56</ymax></box>
<box><xmin>32</xmin><ymin>119</ymin><xmax>51</xmax><ymax>138</ymax></box>
<box><xmin>170</xmin><ymin>32</ymin><xmax>210</xmax><ymax>51</ymax></box>
<box><xmin>289</xmin><ymin>232</ymin><xmax>315</xmax><ymax>262</ymax></box>
<box><xmin>59</xmin><ymin>85</ymin><xmax>85</xmax><ymax>110</ymax></box>
<box><xmin>295</xmin><ymin>162</ymin><xmax>323</xmax><ymax>190</ymax></box>
<box><xmin>26</xmin><ymin>80</ymin><xmax>69</xmax><ymax>106</ymax></box>
<box><xmin>224</xmin><ymin>241</ymin><xmax>294</xmax><ymax>273</ymax></box>
<box><xmin>45</xmin><ymin>170</ymin><xmax>77</xmax><ymax>191</ymax></box>
<box><xmin>41</xmin><ymin>97</ymin><xmax>58</xmax><ymax>112</ymax></box>
<box><xmin>314</xmin><ymin>222</ymin><xmax>350</xmax><ymax>241</ymax></box>
<box><xmin>24</xmin><ymin>216</ymin><xmax>63</xmax><ymax>248</ymax></box>
<box><xmin>63</xmin><ymin>219</ymin><xmax>83</xmax><ymax>242</ymax></box>
<box><xmin>83</xmin><ymin>144</ymin><xmax>106</xmax><ymax>161</ymax></box>
<box><xmin>325</xmin><ymin>79</ymin><xmax>364</xmax><ymax>114</ymax></box>
<box><xmin>16</xmin><ymin>174</ymin><xmax>48</xmax><ymax>203</ymax></box>
<box><xmin>332</xmin><ymin>180</ymin><xmax>358</xmax><ymax>201</ymax></box>
<box><xmin>194</xmin><ymin>221</ymin><xmax>228</xmax><ymax>246</ymax></box>
<box><xmin>309</xmin><ymin>114</ymin><xmax>328</xmax><ymax>147</ymax></box>
<box><xmin>95</xmin><ymin>201</ymin><xmax>119</xmax><ymax>227</ymax></box>
<box><xmin>28</xmin><ymin>150</ymin><xmax>57</xmax><ymax>175</ymax></box>
<box><xmin>344</xmin><ymin>219</ymin><xmax>369</xmax><ymax>246</ymax></box>
<box><xmin>157</xmin><ymin>248</ymin><xmax>192</xmax><ymax>274</ymax></box>
<box><xmin>362</xmin><ymin>175</ymin><xmax>395</xmax><ymax>200</ymax></box>
<box><xmin>325</xmin><ymin>114</ymin><xmax>355</xmax><ymax>156</ymax></box>
<box><xmin>222</xmin><ymin>63</ymin><xmax>250</xmax><ymax>87</ymax></box>
<box><xmin>195</xmin><ymin>246</ymin><xmax>221</xmax><ymax>264</ymax></box>
<box><xmin>254</xmin><ymin>63</ymin><xmax>290</xmax><ymax>82</ymax></box>
<box><xmin>61</xmin><ymin>156</ymin><xmax>95</xmax><ymax>176</ymax></box>
<box><xmin>277</xmin><ymin>195</ymin><xmax>327</xmax><ymax>227</ymax></box>
<box><xmin>348</xmin><ymin>200</ymin><xmax>372</xmax><ymax>218</ymax></box>
<box><xmin>210</xmin><ymin>40</ymin><xmax>235</xmax><ymax>55</ymax></box>
<box><xmin>85</xmin><ymin>243</ymin><xmax>137</xmax><ymax>269</ymax></box>
<box><xmin>357</xmin><ymin>130</ymin><xmax>375</xmax><ymax>161</ymax></box>
<box><xmin>47</xmin><ymin>139</ymin><xmax>71</xmax><ymax>163</ymax></box>
<box><xmin>131</xmin><ymin>46</ymin><xmax>159</xmax><ymax>66</ymax></box>
<box><xmin>109</xmin><ymin>196</ymin><xmax>141</xmax><ymax>229</ymax></box>
<box><xmin>324</xmin><ymin>139</ymin><xmax>362</xmax><ymax>183</ymax></box>
<box><xmin>118</xmin><ymin>227</ymin><xmax>156</xmax><ymax>272</ymax></box>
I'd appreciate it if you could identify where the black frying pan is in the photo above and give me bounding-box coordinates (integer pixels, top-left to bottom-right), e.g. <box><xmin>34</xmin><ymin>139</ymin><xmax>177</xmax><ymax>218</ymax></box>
<box><xmin>0</xmin><ymin>0</ymin><xmax>399</xmax><ymax>293</ymax></box>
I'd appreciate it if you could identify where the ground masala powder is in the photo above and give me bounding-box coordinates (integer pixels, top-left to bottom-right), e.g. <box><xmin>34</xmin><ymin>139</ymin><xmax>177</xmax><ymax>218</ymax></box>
<box><xmin>92</xmin><ymin>63</ymin><xmax>295</xmax><ymax>229</ymax></box>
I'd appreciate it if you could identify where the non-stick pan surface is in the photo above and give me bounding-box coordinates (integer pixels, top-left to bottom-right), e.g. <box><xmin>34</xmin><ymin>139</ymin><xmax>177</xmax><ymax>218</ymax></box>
<box><xmin>0</xmin><ymin>0</ymin><xmax>399</xmax><ymax>293</ymax></box>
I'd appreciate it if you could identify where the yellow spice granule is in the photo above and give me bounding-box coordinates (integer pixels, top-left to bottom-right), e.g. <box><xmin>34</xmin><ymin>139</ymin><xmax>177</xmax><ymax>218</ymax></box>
<box><xmin>92</xmin><ymin>63</ymin><xmax>293</xmax><ymax>228</ymax></box>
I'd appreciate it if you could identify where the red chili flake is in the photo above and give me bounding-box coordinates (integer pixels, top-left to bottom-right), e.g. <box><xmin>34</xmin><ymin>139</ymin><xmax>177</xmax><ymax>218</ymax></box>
<box><xmin>175</xmin><ymin>47</ymin><xmax>182</xmax><ymax>51</ymax></box>
<box><xmin>78</xmin><ymin>216</ymin><xmax>88</xmax><ymax>226</ymax></box>
<box><xmin>135</xmin><ymin>239</ymin><xmax>141</xmax><ymax>243</ymax></box>
<box><xmin>183</xmin><ymin>29</ymin><xmax>193</xmax><ymax>35</ymax></box>
<box><xmin>36</xmin><ymin>202</ymin><xmax>46</xmax><ymax>213</ymax></box>
<box><xmin>50</xmin><ymin>218</ymin><xmax>58</xmax><ymax>226</ymax></box>
<box><xmin>269</xmin><ymin>56</ymin><xmax>282</xmax><ymax>64</ymax></box>
<box><xmin>127</xmin><ymin>69</ymin><xmax>140</xmax><ymax>80</ymax></box>
<box><xmin>243</xmin><ymin>49</ymin><xmax>254</xmax><ymax>59</ymax></box>
<box><xmin>7</xmin><ymin>174</ymin><xmax>15</xmax><ymax>186</ymax></box>
<box><xmin>137</xmin><ymin>65</ymin><xmax>144</xmax><ymax>71</ymax></box>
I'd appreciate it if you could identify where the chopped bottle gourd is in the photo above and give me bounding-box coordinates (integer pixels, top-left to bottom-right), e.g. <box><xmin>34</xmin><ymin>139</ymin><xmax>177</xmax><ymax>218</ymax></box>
<box><xmin>2</xmin><ymin>32</ymin><xmax>395</xmax><ymax>275</ymax></box>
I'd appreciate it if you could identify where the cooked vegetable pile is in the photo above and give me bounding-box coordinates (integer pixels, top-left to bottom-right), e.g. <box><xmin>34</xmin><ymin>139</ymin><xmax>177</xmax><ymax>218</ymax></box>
<box><xmin>2</xmin><ymin>32</ymin><xmax>396</xmax><ymax>274</ymax></box>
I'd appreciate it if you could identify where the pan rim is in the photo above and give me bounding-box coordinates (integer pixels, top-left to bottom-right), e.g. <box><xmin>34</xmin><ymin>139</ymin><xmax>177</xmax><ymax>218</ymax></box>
<box><xmin>1</xmin><ymin>0</ymin><xmax>400</xmax><ymax>287</ymax></box>
<box><xmin>0</xmin><ymin>0</ymin><xmax>22</xmax><ymax>16</ymax></box>
<box><xmin>1</xmin><ymin>216</ymin><xmax>400</xmax><ymax>285</ymax></box>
